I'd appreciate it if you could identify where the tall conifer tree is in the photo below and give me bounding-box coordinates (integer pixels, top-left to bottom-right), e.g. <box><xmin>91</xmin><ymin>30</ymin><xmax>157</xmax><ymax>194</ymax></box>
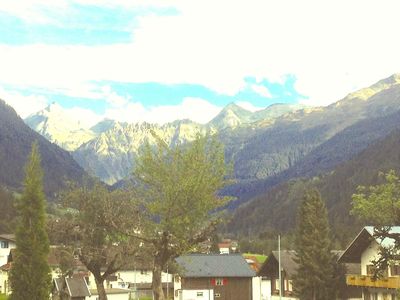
<box><xmin>9</xmin><ymin>142</ymin><xmax>51</xmax><ymax>300</ymax></box>
<box><xmin>293</xmin><ymin>189</ymin><xmax>335</xmax><ymax>300</ymax></box>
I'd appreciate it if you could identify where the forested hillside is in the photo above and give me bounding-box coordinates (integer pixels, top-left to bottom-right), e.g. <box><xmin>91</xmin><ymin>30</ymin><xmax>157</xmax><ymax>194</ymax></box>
<box><xmin>229</xmin><ymin>129</ymin><xmax>400</xmax><ymax>245</ymax></box>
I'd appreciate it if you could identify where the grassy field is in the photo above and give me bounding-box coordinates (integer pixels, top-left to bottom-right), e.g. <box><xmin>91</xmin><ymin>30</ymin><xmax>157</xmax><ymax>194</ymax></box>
<box><xmin>0</xmin><ymin>294</ymin><xmax>8</xmax><ymax>300</ymax></box>
<box><xmin>243</xmin><ymin>253</ymin><xmax>267</xmax><ymax>264</ymax></box>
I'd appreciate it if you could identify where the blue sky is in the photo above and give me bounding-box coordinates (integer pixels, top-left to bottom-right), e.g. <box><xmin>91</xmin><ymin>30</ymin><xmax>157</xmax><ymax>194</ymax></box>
<box><xmin>0</xmin><ymin>0</ymin><xmax>399</xmax><ymax>124</ymax></box>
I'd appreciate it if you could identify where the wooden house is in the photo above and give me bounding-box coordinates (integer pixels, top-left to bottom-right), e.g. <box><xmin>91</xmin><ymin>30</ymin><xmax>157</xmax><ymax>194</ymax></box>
<box><xmin>174</xmin><ymin>254</ymin><xmax>256</xmax><ymax>300</ymax></box>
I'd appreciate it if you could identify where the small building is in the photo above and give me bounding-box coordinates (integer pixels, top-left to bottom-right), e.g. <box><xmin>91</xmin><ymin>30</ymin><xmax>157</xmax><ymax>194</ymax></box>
<box><xmin>258</xmin><ymin>250</ymin><xmax>297</xmax><ymax>300</ymax></box>
<box><xmin>338</xmin><ymin>226</ymin><xmax>400</xmax><ymax>300</ymax></box>
<box><xmin>175</xmin><ymin>254</ymin><xmax>256</xmax><ymax>300</ymax></box>
<box><xmin>217</xmin><ymin>239</ymin><xmax>238</xmax><ymax>254</ymax></box>
<box><xmin>53</xmin><ymin>277</ymin><xmax>91</xmax><ymax>300</ymax></box>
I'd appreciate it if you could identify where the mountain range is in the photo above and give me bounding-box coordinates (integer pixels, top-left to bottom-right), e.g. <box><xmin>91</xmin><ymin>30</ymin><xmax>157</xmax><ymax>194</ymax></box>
<box><xmin>26</xmin><ymin>102</ymin><xmax>304</xmax><ymax>184</ymax></box>
<box><xmin>2</xmin><ymin>73</ymin><xmax>400</xmax><ymax>239</ymax></box>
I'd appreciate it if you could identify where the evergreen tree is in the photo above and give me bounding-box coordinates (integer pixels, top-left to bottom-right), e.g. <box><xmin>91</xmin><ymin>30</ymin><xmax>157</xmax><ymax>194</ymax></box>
<box><xmin>9</xmin><ymin>142</ymin><xmax>52</xmax><ymax>300</ymax></box>
<box><xmin>293</xmin><ymin>189</ymin><xmax>335</xmax><ymax>300</ymax></box>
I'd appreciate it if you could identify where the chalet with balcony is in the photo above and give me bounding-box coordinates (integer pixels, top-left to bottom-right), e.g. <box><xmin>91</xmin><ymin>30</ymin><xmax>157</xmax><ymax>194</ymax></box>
<box><xmin>338</xmin><ymin>226</ymin><xmax>400</xmax><ymax>300</ymax></box>
<box><xmin>259</xmin><ymin>250</ymin><xmax>361</xmax><ymax>300</ymax></box>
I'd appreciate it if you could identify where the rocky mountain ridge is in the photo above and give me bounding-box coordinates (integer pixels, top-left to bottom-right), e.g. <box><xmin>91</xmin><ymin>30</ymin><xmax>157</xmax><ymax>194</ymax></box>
<box><xmin>26</xmin><ymin>102</ymin><xmax>303</xmax><ymax>184</ymax></box>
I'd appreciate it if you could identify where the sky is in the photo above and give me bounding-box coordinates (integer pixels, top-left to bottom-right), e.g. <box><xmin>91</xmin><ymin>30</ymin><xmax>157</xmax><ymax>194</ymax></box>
<box><xmin>1</xmin><ymin>0</ymin><xmax>400</xmax><ymax>125</ymax></box>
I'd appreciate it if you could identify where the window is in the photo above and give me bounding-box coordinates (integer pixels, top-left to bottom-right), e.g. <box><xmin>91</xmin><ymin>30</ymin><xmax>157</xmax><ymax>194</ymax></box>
<box><xmin>215</xmin><ymin>293</ymin><xmax>221</xmax><ymax>298</ymax></box>
<box><xmin>0</xmin><ymin>241</ymin><xmax>9</xmax><ymax>248</ymax></box>
<box><xmin>216</xmin><ymin>279</ymin><xmax>223</xmax><ymax>286</ymax></box>
<box><xmin>275</xmin><ymin>279</ymin><xmax>280</xmax><ymax>291</ymax></box>
<box><xmin>287</xmin><ymin>280</ymin><xmax>293</xmax><ymax>292</ymax></box>
<box><xmin>197</xmin><ymin>292</ymin><xmax>203</xmax><ymax>297</ymax></box>
<box><xmin>390</xmin><ymin>265</ymin><xmax>400</xmax><ymax>276</ymax></box>
<box><xmin>140</xmin><ymin>270</ymin><xmax>148</xmax><ymax>275</ymax></box>
<box><xmin>367</xmin><ymin>264</ymin><xmax>388</xmax><ymax>277</ymax></box>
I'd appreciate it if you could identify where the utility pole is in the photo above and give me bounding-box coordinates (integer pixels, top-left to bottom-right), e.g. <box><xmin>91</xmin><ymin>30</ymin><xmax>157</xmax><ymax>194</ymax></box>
<box><xmin>278</xmin><ymin>235</ymin><xmax>282</xmax><ymax>300</ymax></box>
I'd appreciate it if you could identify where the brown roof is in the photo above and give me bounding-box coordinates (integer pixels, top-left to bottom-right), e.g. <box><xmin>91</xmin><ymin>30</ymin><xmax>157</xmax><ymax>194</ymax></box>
<box><xmin>0</xmin><ymin>262</ymin><xmax>11</xmax><ymax>271</ymax></box>
<box><xmin>0</xmin><ymin>234</ymin><xmax>15</xmax><ymax>242</ymax></box>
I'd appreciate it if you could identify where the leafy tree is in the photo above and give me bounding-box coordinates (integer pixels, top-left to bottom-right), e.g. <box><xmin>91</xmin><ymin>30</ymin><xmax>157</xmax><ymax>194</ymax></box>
<box><xmin>133</xmin><ymin>134</ymin><xmax>231</xmax><ymax>300</ymax></box>
<box><xmin>351</xmin><ymin>170</ymin><xmax>400</xmax><ymax>277</ymax></box>
<box><xmin>293</xmin><ymin>189</ymin><xmax>336</xmax><ymax>300</ymax></box>
<box><xmin>52</xmin><ymin>183</ymin><xmax>141</xmax><ymax>300</ymax></box>
<box><xmin>9</xmin><ymin>142</ymin><xmax>52</xmax><ymax>300</ymax></box>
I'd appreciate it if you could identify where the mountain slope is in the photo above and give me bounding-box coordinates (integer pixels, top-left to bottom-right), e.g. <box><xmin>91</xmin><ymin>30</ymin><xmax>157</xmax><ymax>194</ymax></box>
<box><xmin>223</xmin><ymin>74</ymin><xmax>400</xmax><ymax>197</ymax></box>
<box><xmin>228</xmin><ymin>127</ymin><xmax>400</xmax><ymax>240</ymax></box>
<box><xmin>0</xmin><ymin>99</ymin><xmax>88</xmax><ymax>196</ymax></box>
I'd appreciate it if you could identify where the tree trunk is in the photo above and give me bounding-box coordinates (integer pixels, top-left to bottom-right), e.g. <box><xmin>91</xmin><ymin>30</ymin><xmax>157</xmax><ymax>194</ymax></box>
<box><xmin>95</xmin><ymin>276</ymin><xmax>108</xmax><ymax>300</ymax></box>
<box><xmin>152</xmin><ymin>262</ymin><xmax>165</xmax><ymax>300</ymax></box>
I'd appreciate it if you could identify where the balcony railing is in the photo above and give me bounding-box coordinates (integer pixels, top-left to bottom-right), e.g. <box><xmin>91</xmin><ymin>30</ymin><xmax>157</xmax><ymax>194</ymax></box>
<box><xmin>346</xmin><ymin>275</ymin><xmax>400</xmax><ymax>289</ymax></box>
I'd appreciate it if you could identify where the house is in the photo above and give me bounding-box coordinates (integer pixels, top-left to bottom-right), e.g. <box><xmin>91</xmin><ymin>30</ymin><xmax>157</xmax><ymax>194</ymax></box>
<box><xmin>338</xmin><ymin>226</ymin><xmax>400</xmax><ymax>300</ymax></box>
<box><xmin>53</xmin><ymin>277</ymin><xmax>91</xmax><ymax>300</ymax></box>
<box><xmin>258</xmin><ymin>250</ymin><xmax>297</xmax><ymax>300</ymax></box>
<box><xmin>259</xmin><ymin>250</ymin><xmax>361</xmax><ymax>300</ymax></box>
<box><xmin>174</xmin><ymin>253</ymin><xmax>256</xmax><ymax>300</ymax></box>
<box><xmin>217</xmin><ymin>239</ymin><xmax>238</xmax><ymax>254</ymax></box>
<box><xmin>0</xmin><ymin>234</ymin><xmax>15</xmax><ymax>267</ymax></box>
<box><xmin>94</xmin><ymin>259</ymin><xmax>173</xmax><ymax>298</ymax></box>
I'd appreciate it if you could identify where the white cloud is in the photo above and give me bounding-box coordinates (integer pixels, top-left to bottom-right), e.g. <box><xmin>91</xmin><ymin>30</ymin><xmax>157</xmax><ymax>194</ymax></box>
<box><xmin>249</xmin><ymin>84</ymin><xmax>272</xmax><ymax>98</ymax></box>
<box><xmin>0</xmin><ymin>87</ymin><xmax>49</xmax><ymax>118</ymax></box>
<box><xmin>1</xmin><ymin>0</ymin><xmax>400</xmax><ymax>107</ymax></box>
<box><xmin>104</xmin><ymin>101</ymin><xmax>147</xmax><ymax>123</ymax></box>
<box><xmin>103</xmin><ymin>97</ymin><xmax>221</xmax><ymax>124</ymax></box>
<box><xmin>101</xmin><ymin>85</ymin><xmax>130</xmax><ymax>107</ymax></box>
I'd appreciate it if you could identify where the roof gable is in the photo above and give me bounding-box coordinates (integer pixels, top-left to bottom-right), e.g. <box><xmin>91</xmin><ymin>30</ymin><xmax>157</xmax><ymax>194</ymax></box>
<box><xmin>258</xmin><ymin>250</ymin><xmax>297</xmax><ymax>278</ymax></box>
<box><xmin>338</xmin><ymin>226</ymin><xmax>400</xmax><ymax>263</ymax></box>
<box><xmin>176</xmin><ymin>254</ymin><xmax>256</xmax><ymax>278</ymax></box>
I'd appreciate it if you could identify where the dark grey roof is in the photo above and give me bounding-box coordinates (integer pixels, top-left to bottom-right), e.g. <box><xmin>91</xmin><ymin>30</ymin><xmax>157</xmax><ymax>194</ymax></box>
<box><xmin>259</xmin><ymin>250</ymin><xmax>359</xmax><ymax>278</ymax></box>
<box><xmin>271</xmin><ymin>250</ymin><xmax>297</xmax><ymax>277</ymax></box>
<box><xmin>54</xmin><ymin>277</ymin><xmax>91</xmax><ymax>297</ymax></box>
<box><xmin>175</xmin><ymin>254</ymin><xmax>256</xmax><ymax>278</ymax></box>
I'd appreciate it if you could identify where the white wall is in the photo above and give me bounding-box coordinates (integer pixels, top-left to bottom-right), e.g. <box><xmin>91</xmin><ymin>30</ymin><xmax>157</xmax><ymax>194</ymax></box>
<box><xmin>0</xmin><ymin>270</ymin><xmax>9</xmax><ymax>294</ymax></box>
<box><xmin>360</xmin><ymin>241</ymin><xmax>380</xmax><ymax>275</ymax></box>
<box><xmin>181</xmin><ymin>289</ymin><xmax>214</xmax><ymax>300</ymax></box>
<box><xmin>260</xmin><ymin>278</ymin><xmax>271</xmax><ymax>300</ymax></box>
<box><xmin>0</xmin><ymin>239</ymin><xmax>15</xmax><ymax>267</ymax></box>
<box><xmin>92</xmin><ymin>291</ymin><xmax>131</xmax><ymax>300</ymax></box>
<box><xmin>86</xmin><ymin>269</ymin><xmax>172</xmax><ymax>289</ymax></box>
<box><xmin>252</xmin><ymin>277</ymin><xmax>265</xmax><ymax>300</ymax></box>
